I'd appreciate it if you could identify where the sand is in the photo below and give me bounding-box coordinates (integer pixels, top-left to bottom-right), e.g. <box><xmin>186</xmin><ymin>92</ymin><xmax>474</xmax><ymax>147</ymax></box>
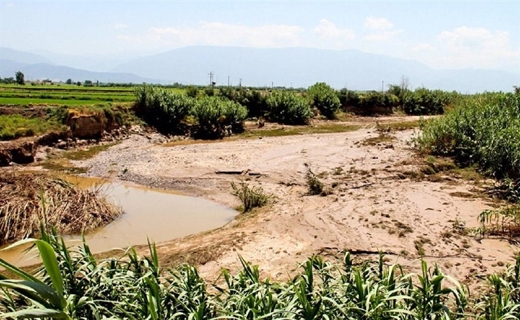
<box><xmin>74</xmin><ymin>116</ymin><xmax>517</xmax><ymax>286</ymax></box>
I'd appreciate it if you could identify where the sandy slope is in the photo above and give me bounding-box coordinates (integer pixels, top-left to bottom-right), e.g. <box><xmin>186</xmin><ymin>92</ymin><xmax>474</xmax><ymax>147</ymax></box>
<box><xmin>76</xmin><ymin>117</ymin><xmax>518</xmax><ymax>285</ymax></box>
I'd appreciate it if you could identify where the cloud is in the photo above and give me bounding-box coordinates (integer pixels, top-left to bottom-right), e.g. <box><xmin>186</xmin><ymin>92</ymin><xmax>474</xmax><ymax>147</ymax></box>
<box><xmin>112</xmin><ymin>23</ymin><xmax>129</xmax><ymax>30</ymax></box>
<box><xmin>312</xmin><ymin>19</ymin><xmax>355</xmax><ymax>49</ymax></box>
<box><xmin>118</xmin><ymin>22</ymin><xmax>303</xmax><ymax>48</ymax></box>
<box><xmin>314</xmin><ymin>19</ymin><xmax>355</xmax><ymax>40</ymax></box>
<box><xmin>364</xmin><ymin>16</ymin><xmax>393</xmax><ymax>30</ymax></box>
<box><xmin>363</xmin><ymin>16</ymin><xmax>401</xmax><ymax>42</ymax></box>
<box><xmin>434</xmin><ymin>26</ymin><xmax>520</xmax><ymax>69</ymax></box>
<box><xmin>412</xmin><ymin>43</ymin><xmax>436</xmax><ymax>52</ymax></box>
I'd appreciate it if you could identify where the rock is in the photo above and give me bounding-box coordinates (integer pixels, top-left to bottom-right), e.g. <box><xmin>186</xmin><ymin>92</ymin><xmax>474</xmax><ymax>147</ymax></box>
<box><xmin>0</xmin><ymin>139</ymin><xmax>37</xmax><ymax>166</ymax></box>
<box><xmin>66</xmin><ymin>113</ymin><xmax>106</xmax><ymax>139</ymax></box>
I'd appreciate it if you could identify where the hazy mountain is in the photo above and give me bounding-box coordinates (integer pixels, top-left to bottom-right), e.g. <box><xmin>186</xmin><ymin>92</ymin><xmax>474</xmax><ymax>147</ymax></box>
<box><xmin>113</xmin><ymin>46</ymin><xmax>520</xmax><ymax>92</ymax></box>
<box><xmin>2</xmin><ymin>46</ymin><xmax>520</xmax><ymax>92</ymax></box>
<box><xmin>0</xmin><ymin>47</ymin><xmax>53</xmax><ymax>65</ymax></box>
<box><xmin>0</xmin><ymin>59</ymin><xmax>155</xmax><ymax>84</ymax></box>
<box><xmin>38</xmin><ymin>51</ymin><xmax>142</xmax><ymax>72</ymax></box>
<box><xmin>0</xmin><ymin>47</ymin><xmax>156</xmax><ymax>83</ymax></box>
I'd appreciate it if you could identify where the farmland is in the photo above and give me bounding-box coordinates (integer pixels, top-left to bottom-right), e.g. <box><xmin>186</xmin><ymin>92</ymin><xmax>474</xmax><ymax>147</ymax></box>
<box><xmin>1</xmin><ymin>83</ymin><xmax>520</xmax><ymax>318</ymax></box>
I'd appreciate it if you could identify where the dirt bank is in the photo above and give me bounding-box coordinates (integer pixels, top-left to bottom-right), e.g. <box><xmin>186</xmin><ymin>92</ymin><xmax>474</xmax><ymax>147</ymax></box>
<box><xmin>73</xmin><ymin>116</ymin><xmax>518</xmax><ymax>285</ymax></box>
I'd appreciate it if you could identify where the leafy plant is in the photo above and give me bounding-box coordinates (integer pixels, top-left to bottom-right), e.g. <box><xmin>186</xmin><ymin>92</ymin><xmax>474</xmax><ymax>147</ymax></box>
<box><xmin>266</xmin><ymin>91</ymin><xmax>313</xmax><ymax>125</ymax></box>
<box><xmin>231</xmin><ymin>181</ymin><xmax>271</xmax><ymax>212</ymax></box>
<box><xmin>191</xmin><ymin>97</ymin><xmax>247</xmax><ymax>139</ymax></box>
<box><xmin>307</xmin><ymin>82</ymin><xmax>341</xmax><ymax>119</ymax></box>
<box><xmin>305</xmin><ymin>164</ymin><xmax>324</xmax><ymax>195</ymax></box>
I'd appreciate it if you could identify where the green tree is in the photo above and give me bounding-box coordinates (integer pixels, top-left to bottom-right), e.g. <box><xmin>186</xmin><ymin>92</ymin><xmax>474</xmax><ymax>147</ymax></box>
<box><xmin>65</xmin><ymin>79</ymin><xmax>72</xmax><ymax>85</ymax></box>
<box><xmin>15</xmin><ymin>71</ymin><xmax>25</xmax><ymax>85</ymax></box>
<box><xmin>307</xmin><ymin>82</ymin><xmax>341</xmax><ymax>119</ymax></box>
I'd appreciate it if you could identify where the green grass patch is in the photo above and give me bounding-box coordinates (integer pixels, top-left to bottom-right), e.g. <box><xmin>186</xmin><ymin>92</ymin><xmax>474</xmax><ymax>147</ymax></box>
<box><xmin>0</xmin><ymin>114</ymin><xmax>66</xmax><ymax>140</ymax></box>
<box><xmin>0</xmin><ymin>97</ymin><xmax>112</xmax><ymax>106</ymax></box>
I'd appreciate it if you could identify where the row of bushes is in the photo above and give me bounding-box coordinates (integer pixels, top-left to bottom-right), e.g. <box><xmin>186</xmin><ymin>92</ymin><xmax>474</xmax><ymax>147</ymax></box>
<box><xmin>2</xmin><ymin>228</ymin><xmax>520</xmax><ymax>319</ymax></box>
<box><xmin>135</xmin><ymin>83</ymin><xmax>464</xmax><ymax>137</ymax></box>
<box><xmin>135</xmin><ymin>85</ymin><xmax>248</xmax><ymax>139</ymax></box>
<box><xmin>339</xmin><ymin>87</ymin><xmax>457</xmax><ymax>115</ymax></box>
<box><xmin>418</xmin><ymin>92</ymin><xmax>520</xmax><ymax>181</ymax></box>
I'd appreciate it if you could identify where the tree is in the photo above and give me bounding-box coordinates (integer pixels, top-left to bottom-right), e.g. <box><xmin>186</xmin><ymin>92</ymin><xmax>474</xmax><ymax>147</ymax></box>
<box><xmin>65</xmin><ymin>79</ymin><xmax>72</xmax><ymax>85</ymax></box>
<box><xmin>15</xmin><ymin>71</ymin><xmax>25</xmax><ymax>85</ymax></box>
<box><xmin>307</xmin><ymin>82</ymin><xmax>341</xmax><ymax>119</ymax></box>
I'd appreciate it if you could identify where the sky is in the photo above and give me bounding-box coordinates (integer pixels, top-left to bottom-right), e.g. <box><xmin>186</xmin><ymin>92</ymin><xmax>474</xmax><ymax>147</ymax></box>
<box><xmin>1</xmin><ymin>0</ymin><xmax>520</xmax><ymax>73</ymax></box>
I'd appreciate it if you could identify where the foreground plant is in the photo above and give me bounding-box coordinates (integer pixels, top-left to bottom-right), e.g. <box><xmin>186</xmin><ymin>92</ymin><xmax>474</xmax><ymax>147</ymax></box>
<box><xmin>1</xmin><ymin>227</ymin><xmax>520</xmax><ymax>319</ymax></box>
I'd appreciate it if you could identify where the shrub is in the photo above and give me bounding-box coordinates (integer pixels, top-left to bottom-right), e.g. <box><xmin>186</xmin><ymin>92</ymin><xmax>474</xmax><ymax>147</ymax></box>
<box><xmin>307</xmin><ymin>82</ymin><xmax>341</xmax><ymax>119</ymax></box>
<box><xmin>266</xmin><ymin>91</ymin><xmax>313</xmax><ymax>125</ymax></box>
<box><xmin>185</xmin><ymin>86</ymin><xmax>199</xmax><ymax>98</ymax></box>
<box><xmin>191</xmin><ymin>97</ymin><xmax>247</xmax><ymax>139</ymax></box>
<box><xmin>231</xmin><ymin>181</ymin><xmax>271</xmax><ymax>212</ymax></box>
<box><xmin>417</xmin><ymin>92</ymin><xmax>520</xmax><ymax>180</ymax></box>
<box><xmin>305</xmin><ymin>165</ymin><xmax>324</xmax><ymax>195</ymax></box>
<box><xmin>134</xmin><ymin>85</ymin><xmax>193</xmax><ymax>134</ymax></box>
<box><xmin>338</xmin><ymin>88</ymin><xmax>360</xmax><ymax>110</ymax></box>
<box><xmin>218</xmin><ymin>88</ymin><xmax>268</xmax><ymax>118</ymax></box>
<box><xmin>402</xmin><ymin>88</ymin><xmax>452</xmax><ymax>115</ymax></box>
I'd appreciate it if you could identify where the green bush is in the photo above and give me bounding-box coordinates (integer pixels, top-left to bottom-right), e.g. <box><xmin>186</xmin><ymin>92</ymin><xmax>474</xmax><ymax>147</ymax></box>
<box><xmin>417</xmin><ymin>93</ymin><xmax>520</xmax><ymax>180</ymax></box>
<box><xmin>266</xmin><ymin>91</ymin><xmax>313</xmax><ymax>125</ymax></box>
<box><xmin>134</xmin><ymin>85</ymin><xmax>193</xmax><ymax>134</ymax></box>
<box><xmin>218</xmin><ymin>87</ymin><xmax>269</xmax><ymax>118</ymax></box>
<box><xmin>402</xmin><ymin>88</ymin><xmax>452</xmax><ymax>115</ymax></box>
<box><xmin>192</xmin><ymin>97</ymin><xmax>247</xmax><ymax>139</ymax></box>
<box><xmin>307</xmin><ymin>82</ymin><xmax>341</xmax><ymax>119</ymax></box>
<box><xmin>338</xmin><ymin>88</ymin><xmax>360</xmax><ymax>110</ymax></box>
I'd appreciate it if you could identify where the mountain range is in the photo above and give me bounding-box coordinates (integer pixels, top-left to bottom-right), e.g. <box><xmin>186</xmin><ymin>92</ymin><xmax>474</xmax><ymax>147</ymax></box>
<box><xmin>1</xmin><ymin>46</ymin><xmax>519</xmax><ymax>93</ymax></box>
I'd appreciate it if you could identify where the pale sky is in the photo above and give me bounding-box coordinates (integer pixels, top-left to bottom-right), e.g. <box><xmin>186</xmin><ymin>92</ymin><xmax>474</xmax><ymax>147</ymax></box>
<box><xmin>1</xmin><ymin>0</ymin><xmax>519</xmax><ymax>73</ymax></box>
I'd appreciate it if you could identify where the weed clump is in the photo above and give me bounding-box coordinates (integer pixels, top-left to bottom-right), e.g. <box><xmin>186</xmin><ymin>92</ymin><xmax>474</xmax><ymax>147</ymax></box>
<box><xmin>231</xmin><ymin>181</ymin><xmax>271</xmax><ymax>213</ymax></box>
<box><xmin>304</xmin><ymin>164</ymin><xmax>324</xmax><ymax>195</ymax></box>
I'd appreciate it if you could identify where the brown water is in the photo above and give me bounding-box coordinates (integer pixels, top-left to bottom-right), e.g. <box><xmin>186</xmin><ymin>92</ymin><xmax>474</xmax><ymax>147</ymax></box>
<box><xmin>0</xmin><ymin>179</ymin><xmax>237</xmax><ymax>266</ymax></box>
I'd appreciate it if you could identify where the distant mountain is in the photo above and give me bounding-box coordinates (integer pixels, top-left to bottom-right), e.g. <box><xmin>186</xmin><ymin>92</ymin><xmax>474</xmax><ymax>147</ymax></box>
<box><xmin>0</xmin><ymin>47</ymin><xmax>53</xmax><ymax>65</ymax></box>
<box><xmin>2</xmin><ymin>46</ymin><xmax>519</xmax><ymax>92</ymax></box>
<box><xmin>15</xmin><ymin>63</ymin><xmax>155</xmax><ymax>83</ymax></box>
<box><xmin>112</xmin><ymin>46</ymin><xmax>520</xmax><ymax>93</ymax></box>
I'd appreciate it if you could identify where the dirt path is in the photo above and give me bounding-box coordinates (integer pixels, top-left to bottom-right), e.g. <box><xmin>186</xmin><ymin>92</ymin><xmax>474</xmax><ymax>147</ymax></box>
<box><xmin>75</xmin><ymin>116</ymin><xmax>518</xmax><ymax>285</ymax></box>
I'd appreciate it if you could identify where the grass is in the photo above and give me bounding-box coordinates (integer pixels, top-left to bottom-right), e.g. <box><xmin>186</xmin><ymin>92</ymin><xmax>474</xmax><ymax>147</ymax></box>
<box><xmin>40</xmin><ymin>143</ymin><xmax>117</xmax><ymax>173</ymax></box>
<box><xmin>0</xmin><ymin>97</ymin><xmax>114</xmax><ymax>106</ymax></box>
<box><xmin>240</xmin><ymin>123</ymin><xmax>361</xmax><ymax>138</ymax></box>
<box><xmin>0</xmin><ymin>114</ymin><xmax>66</xmax><ymax>140</ymax></box>
<box><xmin>61</xmin><ymin>143</ymin><xmax>116</xmax><ymax>161</ymax></box>
<box><xmin>361</xmin><ymin>133</ymin><xmax>396</xmax><ymax>146</ymax></box>
<box><xmin>231</xmin><ymin>181</ymin><xmax>272</xmax><ymax>213</ymax></box>
<box><xmin>377</xmin><ymin>119</ymin><xmax>423</xmax><ymax>132</ymax></box>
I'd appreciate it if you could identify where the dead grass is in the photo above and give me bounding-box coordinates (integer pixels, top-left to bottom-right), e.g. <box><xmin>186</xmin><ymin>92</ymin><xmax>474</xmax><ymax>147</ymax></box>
<box><xmin>0</xmin><ymin>170</ymin><xmax>121</xmax><ymax>245</ymax></box>
<box><xmin>361</xmin><ymin>134</ymin><xmax>396</xmax><ymax>146</ymax></box>
<box><xmin>376</xmin><ymin>119</ymin><xmax>422</xmax><ymax>132</ymax></box>
<box><xmin>240</xmin><ymin>123</ymin><xmax>361</xmax><ymax>138</ymax></box>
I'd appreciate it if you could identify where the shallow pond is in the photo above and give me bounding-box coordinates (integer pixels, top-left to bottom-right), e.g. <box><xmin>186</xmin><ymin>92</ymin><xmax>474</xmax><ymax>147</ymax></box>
<box><xmin>0</xmin><ymin>177</ymin><xmax>237</xmax><ymax>266</ymax></box>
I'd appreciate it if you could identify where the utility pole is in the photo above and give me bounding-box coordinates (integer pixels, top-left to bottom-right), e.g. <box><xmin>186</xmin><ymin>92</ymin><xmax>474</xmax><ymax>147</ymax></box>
<box><xmin>208</xmin><ymin>72</ymin><xmax>214</xmax><ymax>87</ymax></box>
<box><xmin>239</xmin><ymin>78</ymin><xmax>242</xmax><ymax>89</ymax></box>
<box><xmin>382</xmin><ymin>80</ymin><xmax>385</xmax><ymax>93</ymax></box>
<box><xmin>227</xmin><ymin>76</ymin><xmax>230</xmax><ymax>87</ymax></box>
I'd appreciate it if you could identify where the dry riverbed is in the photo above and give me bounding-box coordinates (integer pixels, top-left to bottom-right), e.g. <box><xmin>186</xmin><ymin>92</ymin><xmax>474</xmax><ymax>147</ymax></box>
<box><xmin>72</xmin><ymin>117</ymin><xmax>518</xmax><ymax>286</ymax></box>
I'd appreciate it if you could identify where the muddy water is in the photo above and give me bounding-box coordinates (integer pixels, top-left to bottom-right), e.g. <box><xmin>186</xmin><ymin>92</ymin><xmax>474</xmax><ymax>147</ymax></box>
<box><xmin>0</xmin><ymin>178</ymin><xmax>237</xmax><ymax>266</ymax></box>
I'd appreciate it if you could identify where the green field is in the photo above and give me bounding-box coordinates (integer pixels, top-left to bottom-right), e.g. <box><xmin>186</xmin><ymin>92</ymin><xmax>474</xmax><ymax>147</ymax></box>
<box><xmin>0</xmin><ymin>84</ymin><xmax>183</xmax><ymax>106</ymax></box>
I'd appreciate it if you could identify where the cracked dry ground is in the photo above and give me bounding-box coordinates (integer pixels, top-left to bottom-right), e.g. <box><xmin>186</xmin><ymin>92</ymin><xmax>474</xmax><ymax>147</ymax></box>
<box><xmin>76</xmin><ymin>120</ymin><xmax>519</xmax><ymax>285</ymax></box>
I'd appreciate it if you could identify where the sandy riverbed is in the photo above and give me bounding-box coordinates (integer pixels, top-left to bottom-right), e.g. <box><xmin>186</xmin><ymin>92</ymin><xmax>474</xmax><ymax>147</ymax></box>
<box><xmin>74</xmin><ymin>117</ymin><xmax>518</xmax><ymax>285</ymax></box>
